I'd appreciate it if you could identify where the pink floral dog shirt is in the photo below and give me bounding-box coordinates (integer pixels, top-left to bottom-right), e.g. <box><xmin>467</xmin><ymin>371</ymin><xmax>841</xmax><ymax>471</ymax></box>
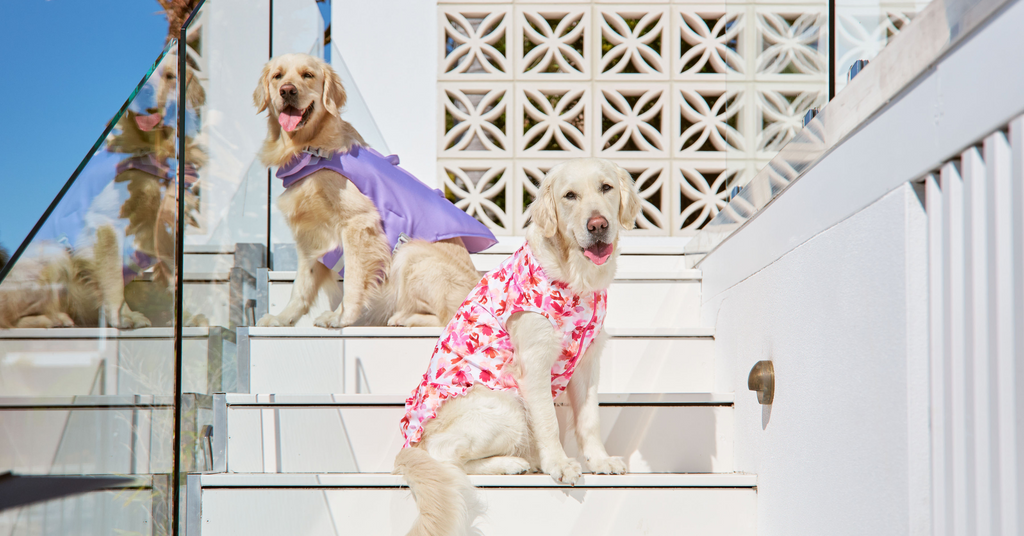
<box><xmin>400</xmin><ymin>242</ymin><xmax>608</xmax><ymax>447</ymax></box>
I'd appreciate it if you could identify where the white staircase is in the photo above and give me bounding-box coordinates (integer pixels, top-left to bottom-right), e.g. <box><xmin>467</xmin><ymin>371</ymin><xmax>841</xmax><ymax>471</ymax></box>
<box><xmin>185</xmin><ymin>237</ymin><xmax>757</xmax><ymax>535</ymax></box>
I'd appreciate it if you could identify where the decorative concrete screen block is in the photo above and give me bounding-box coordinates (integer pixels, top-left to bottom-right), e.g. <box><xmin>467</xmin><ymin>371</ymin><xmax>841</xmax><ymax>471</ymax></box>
<box><xmin>441</xmin><ymin>84</ymin><xmax>512</xmax><ymax>156</ymax></box>
<box><xmin>440</xmin><ymin>7</ymin><xmax>512</xmax><ymax>79</ymax></box>
<box><xmin>835</xmin><ymin>4</ymin><xmax>918</xmax><ymax>92</ymax></box>
<box><xmin>437</xmin><ymin>1</ymin><xmax>830</xmax><ymax>236</ymax></box>
<box><xmin>518</xmin><ymin>84</ymin><xmax>591</xmax><ymax>155</ymax></box>
<box><xmin>518</xmin><ymin>7</ymin><xmax>591</xmax><ymax>79</ymax></box>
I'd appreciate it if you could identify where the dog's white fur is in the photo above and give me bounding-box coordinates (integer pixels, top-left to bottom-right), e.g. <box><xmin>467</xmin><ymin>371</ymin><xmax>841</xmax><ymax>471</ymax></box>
<box><xmin>394</xmin><ymin>158</ymin><xmax>642</xmax><ymax>536</ymax></box>
<box><xmin>252</xmin><ymin>53</ymin><xmax>481</xmax><ymax>328</ymax></box>
<box><xmin>0</xmin><ymin>225</ymin><xmax>150</xmax><ymax>329</ymax></box>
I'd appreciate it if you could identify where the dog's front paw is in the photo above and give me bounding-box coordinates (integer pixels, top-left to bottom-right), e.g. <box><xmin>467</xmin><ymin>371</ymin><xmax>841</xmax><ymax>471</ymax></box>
<box><xmin>587</xmin><ymin>456</ymin><xmax>627</xmax><ymax>475</ymax></box>
<box><xmin>256</xmin><ymin>314</ymin><xmax>284</xmax><ymax>327</ymax></box>
<box><xmin>186</xmin><ymin>313</ymin><xmax>209</xmax><ymax>327</ymax></box>
<box><xmin>314</xmin><ymin>311</ymin><xmax>352</xmax><ymax>329</ymax></box>
<box><xmin>120</xmin><ymin>310</ymin><xmax>152</xmax><ymax>329</ymax></box>
<box><xmin>545</xmin><ymin>458</ymin><xmax>583</xmax><ymax>485</ymax></box>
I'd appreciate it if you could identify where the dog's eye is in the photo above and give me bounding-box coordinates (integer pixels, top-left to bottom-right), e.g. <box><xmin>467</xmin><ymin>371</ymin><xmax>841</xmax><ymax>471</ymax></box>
<box><xmin>302</xmin><ymin>72</ymin><xmax>314</xmax><ymax>79</ymax></box>
<box><xmin>563</xmin><ymin>192</ymin><xmax>577</xmax><ymax>200</ymax></box>
<box><xmin>601</xmin><ymin>184</ymin><xmax>613</xmax><ymax>193</ymax></box>
<box><xmin>273</xmin><ymin>73</ymin><xmax>283</xmax><ymax>80</ymax></box>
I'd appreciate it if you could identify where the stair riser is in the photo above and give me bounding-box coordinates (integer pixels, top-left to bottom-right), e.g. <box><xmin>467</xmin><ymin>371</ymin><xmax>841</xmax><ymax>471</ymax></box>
<box><xmin>219</xmin><ymin>404</ymin><xmax>733</xmax><ymax>474</ymax></box>
<box><xmin>472</xmin><ymin>253</ymin><xmax>697</xmax><ymax>274</ymax></box>
<box><xmin>267</xmin><ymin>279</ymin><xmax>701</xmax><ymax>329</ymax></box>
<box><xmin>244</xmin><ymin>336</ymin><xmax>713</xmax><ymax>394</ymax></box>
<box><xmin>192</xmin><ymin>487</ymin><xmax>755</xmax><ymax>536</ymax></box>
<box><xmin>0</xmin><ymin>330</ymin><xmax>233</xmax><ymax>396</ymax></box>
<box><xmin>0</xmin><ymin>407</ymin><xmax>172</xmax><ymax>475</ymax></box>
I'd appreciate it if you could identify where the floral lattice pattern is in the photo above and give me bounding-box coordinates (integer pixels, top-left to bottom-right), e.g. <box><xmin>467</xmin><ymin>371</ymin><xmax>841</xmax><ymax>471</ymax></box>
<box><xmin>442</xmin><ymin>10</ymin><xmax>510</xmax><ymax>77</ymax></box>
<box><xmin>599</xmin><ymin>10</ymin><xmax>668</xmax><ymax>77</ymax></box>
<box><xmin>519</xmin><ymin>9</ymin><xmax>588</xmax><ymax>77</ymax></box>
<box><xmin>599</xmin><ymin>87</ymin><xmax>668</xmax><ymax>154</ymax></box>
<box><xmin>836</xmin><ymin>9</ymin><xmax>915</xmax><ymax>91</ymax></box>
<box><xmin>519</xmin><ymin>86</ymin><xmax>589</xmax><ymax>154</ymax></box>
<box><xmin>438</xmin><ymin>2</ymin><xmax>839</xmax><ymax>236</ymax></box>
<box><xmin>676</xmin><ymin>10</ymin><xmax>744</xmax><ymax>76</ymax></box>
<box><xmin>442</xmin><ymin>86</ymin><xmax>510</xmax><ymax>155</ymax></box>
<box><xmin>756</xmin><ymin>11</ymin><xmax>826</xmax><ymax>75</ymax></box>
<box><xmin>756</xmin><ymin>89</ymin><xmax>823</xmax><ymax>153</ymax></box>
<box><xmin>676</xmin><ymin>88</ymin><xmax>745</xmax><ymax>154</ymax></box>
<box><xmin>441</xmin><ymin>163</ymin><xmax>513</xmax><ymax>233</ymax></box>
<box><xmin>676</xmin><ymin>166</ymin><xmax>738</xmax><ymax>232</ymax></box>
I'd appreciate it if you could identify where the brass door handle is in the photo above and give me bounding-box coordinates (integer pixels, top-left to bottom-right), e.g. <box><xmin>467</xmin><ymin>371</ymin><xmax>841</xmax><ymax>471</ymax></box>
<box><xmin>748</xmin><ymin>361</ymin><xmax>774</xmax><ymax>405</ymax></box>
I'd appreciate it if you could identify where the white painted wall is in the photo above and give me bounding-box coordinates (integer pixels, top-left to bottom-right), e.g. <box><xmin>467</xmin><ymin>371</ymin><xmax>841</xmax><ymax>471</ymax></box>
<box><xmin>332</xmin><ymin>0</ymin><xmax>438</xmax><ymax>187</ymax></box>
<box><xmin>696</xmin><ymin>0</ymin><xmax>1024</xmax><ymax>533</ymax></box>
<box><xmin>195</xmin><ymin>0</ymin><xmax>271</xmax><ymax>247</ymax></box>
<box><xmin>703</xmin><ymin>185</ymin><xmax>930</xmax><ymax>535</ymax></box>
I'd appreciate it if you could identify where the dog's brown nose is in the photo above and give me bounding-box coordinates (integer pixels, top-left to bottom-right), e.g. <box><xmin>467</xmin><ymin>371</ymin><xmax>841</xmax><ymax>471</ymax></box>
<box><xmin>587</xmin><ymin>215</ymin><xmax>608</xmax><ymax>234</ymax></box>
<box><xmin>280</xmin><ymin>84</ymin><xmax>297</xmax><ymax>97</ymax></box>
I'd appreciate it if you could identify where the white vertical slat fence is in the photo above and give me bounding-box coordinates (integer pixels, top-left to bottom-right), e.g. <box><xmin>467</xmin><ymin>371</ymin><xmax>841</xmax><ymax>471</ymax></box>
<box><xmin>926</xmin><ymin>119</ymin><xmax>1022</xmax><ymax>536</ymax></box>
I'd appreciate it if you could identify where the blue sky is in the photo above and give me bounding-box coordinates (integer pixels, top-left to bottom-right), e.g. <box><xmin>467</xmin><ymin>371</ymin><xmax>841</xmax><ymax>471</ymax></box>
<box><xmin>0</xmin><ymin>1</ymin><xmax>168</xmax><ymax>255</ymax></box>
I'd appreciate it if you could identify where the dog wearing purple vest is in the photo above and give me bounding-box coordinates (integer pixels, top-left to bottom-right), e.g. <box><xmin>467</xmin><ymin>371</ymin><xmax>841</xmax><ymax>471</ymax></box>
<box><xmin>253</xmin><ymin>54</ymin><xmax>496</xmax><ymax>328</ymax></box>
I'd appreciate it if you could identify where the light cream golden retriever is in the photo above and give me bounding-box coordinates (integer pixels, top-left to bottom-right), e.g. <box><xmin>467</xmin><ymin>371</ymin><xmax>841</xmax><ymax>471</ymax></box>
<box><xmin>0</xmin><ymin>225</ymin><xmax>150</xmax><ymax>329</ymax></box>
<box><xmin>394</xmin><ymin>158</ymin><xmax>642</xmax><ymax>536</ymax></box>
<box><xmin>252</xmin><ymin>53</ymin><xmax>482</xmax><ymax>328</ymax></box>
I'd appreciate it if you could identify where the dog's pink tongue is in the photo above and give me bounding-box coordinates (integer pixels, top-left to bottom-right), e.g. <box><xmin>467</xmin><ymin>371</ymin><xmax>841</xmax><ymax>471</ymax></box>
<box><xmin>135</xmin><ymin>113</ymin><xmax>163</xmax><ymax>131</ymax></box>
<box><xmin>584</xmin><ymin>242</ymin><xmax>613</xmax><ymax>265</ymax></box>
<box><xmin>278</xmin><ymin>107</ymin><xmax>303</xmax><ymax>132</ymax></box>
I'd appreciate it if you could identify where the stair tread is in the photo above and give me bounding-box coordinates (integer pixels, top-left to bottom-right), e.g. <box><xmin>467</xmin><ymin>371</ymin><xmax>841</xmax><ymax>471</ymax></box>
<box><xmin>0</xmin><ymin>327</ymin><xmax>218</xmax><ymax>339</ymax></box>
<box><xmin>244</xmin><ymin>326</ymin><xmax>714</xmax><ymax>338</ymax></box>
<box><xmin>0</xmin><ymin>395</ymin><xmax>176</xmax><ymax>407</ymax></box>
<box><xmin>267</xmin><ymin>269</ymin><xmax>702</xmax><ymax>281</ymax></box>
<box><xmin>198</xmin><ymin>472</ymin><xmax>755</xmax><ymax>488</ymax></box>
<box><xmin>221</xmin><ymin>392</ymin><xmax>734</xmax><ymax>405</ymax></box>
<box><xmin>477</xmin><ymin>236</ymin><xmax>694</xmax><ymax>256</ymax></box>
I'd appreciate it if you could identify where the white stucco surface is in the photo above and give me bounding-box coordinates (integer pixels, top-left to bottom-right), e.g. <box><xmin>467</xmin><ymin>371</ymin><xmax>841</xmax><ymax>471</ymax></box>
<box><xmin>333</xmin><ymin>0</ymin><xmax>438</xmax><ymax>187</ymax></box>
<box><xmin>197</xmin><ymin>0</ymin><xmax>271</xmax><ymax>246</ymax></box>
<box><xmin>703</xmin><ymin>185</ymin><xmax>930</xmax><ymax>535</ymax></box>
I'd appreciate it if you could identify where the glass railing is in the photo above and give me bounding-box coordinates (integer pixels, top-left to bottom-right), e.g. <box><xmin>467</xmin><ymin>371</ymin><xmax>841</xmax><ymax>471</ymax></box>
<box><xmin>0</xmin><ymin>0</ymin><xmax>957</xmax><ymax>531</ymax></box>
<box><xmin>688</xmin><ymin>0</ymin><xmax>940</xmax><ymax>257</ymax></box>
<box><xmin>834</xmin><ymin>0</ymin><xmax>929</xmax><ymax>93</ymax></box>
<box><xmin>0</xmin><ymin>41</ymin><xmax>187</xmax><ymax>534</ymax></box>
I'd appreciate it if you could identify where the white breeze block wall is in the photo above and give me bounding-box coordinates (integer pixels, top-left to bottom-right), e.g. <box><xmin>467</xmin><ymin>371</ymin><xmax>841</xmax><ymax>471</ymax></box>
<box><xmin>702</xmin><ymin>184</ymin><xmax>930</xmax><ymax>536</ymax></box>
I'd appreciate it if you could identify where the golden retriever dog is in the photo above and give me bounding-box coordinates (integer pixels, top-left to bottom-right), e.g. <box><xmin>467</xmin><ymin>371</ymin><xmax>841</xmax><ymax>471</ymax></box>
<box><xmin>0</xmin><ymin>225</ymin><xmax>150</xmax><ymax>329</ymax></box>
<box><xmin>394</xmin><ymin>158</ymin><xmax>642</xmax><ymax>536</ymax></box>
<box><xmin>252</xmin><ymin>53</ymin><xmax>485</xmax><ymax>328</ymax></box>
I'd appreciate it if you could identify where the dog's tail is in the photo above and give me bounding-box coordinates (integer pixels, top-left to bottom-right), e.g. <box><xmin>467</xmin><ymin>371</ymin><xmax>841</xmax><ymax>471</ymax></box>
<box><xmin>394</xmin><ymin>447</ymin><xmax>475</xmax><ymax>536</ymax></box>
<box><xmin>356</xmin><ymin>269</ymin><xmax>400</xmax><ymax>326</ymax></box>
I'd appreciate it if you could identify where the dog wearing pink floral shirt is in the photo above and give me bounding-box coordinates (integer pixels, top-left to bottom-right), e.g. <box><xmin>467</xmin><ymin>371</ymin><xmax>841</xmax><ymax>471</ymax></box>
<box><xmin>395</xmin><ymin>158</ymin><xmax>642</xmax><ymax>536</ymax></box>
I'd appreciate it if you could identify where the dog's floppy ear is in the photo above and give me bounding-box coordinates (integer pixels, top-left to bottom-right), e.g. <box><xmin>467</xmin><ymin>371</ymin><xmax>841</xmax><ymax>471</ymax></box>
<box><xmin>321</xmin><ymin>61</ymin><xmax>347</xmax><ymax>118</ymax></box>
<box><xmin>530</xmin><ymin>166</ymin><xmax>561</xmax><ymax>238</ymax></box>
<box><xmin>253</xmin><ymin>62</ymin><xmax>272</xmax><ymax>113</ymax></box>
<box><xmin>184</xmin><ymin>67</ymin><xmax>206</xmax><ymax>109</ymax></box>
<box><xmin>614</xmin><ymin>163</ymin><xmax>642</xmax><ymax>230</ymax></box>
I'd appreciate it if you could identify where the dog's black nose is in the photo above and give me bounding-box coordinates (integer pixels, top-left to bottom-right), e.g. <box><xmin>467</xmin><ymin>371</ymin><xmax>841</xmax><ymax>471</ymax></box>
<box><xmin>587</xmin><ymin>215</ymin><xmax>608</xmax><ymax>234</ymax></box>
<box><xmin>280</xmin><ymin>84</ymin><xmax>297</xmax><ymax>97</ymax></box>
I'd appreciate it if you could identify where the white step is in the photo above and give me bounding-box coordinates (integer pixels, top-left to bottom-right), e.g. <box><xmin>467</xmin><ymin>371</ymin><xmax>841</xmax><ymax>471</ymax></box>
<box><xmin>237</xmin><ymin>326</ymin><xmax>715</xmax><ymax>394</ymax></box>
<box><xmin>0</xmin><ymin>327</ymin><xmax>237</xmax><ymax>396</ymax></box>
<box><xmin>212</xmin><ymin>393</ymin><xmax>734</xmax><ymax>475</ymax></box>
<box><xmin>265</xmin><ymin>271</ymin><xmax>702</xmax><ymax>329</ymax></box>
<box><xmin>0</xmin><ymin>395</ymin><xmax>209</xmax><ymax>475</ymax></box>
<box><xmin>264</xmin><ymin>237</ymin><xmax>703</xmax><ymax>331</ymax></box>
<box><xmin>186</xmin><ymin>473</ymin><xmax>756</xmax><ymax>536</ymax></box>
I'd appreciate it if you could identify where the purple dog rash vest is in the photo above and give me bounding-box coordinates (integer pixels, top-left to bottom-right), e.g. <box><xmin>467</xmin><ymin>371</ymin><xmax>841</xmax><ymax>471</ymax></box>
<box><xmin>276</xmin><ymin>145</ymin><xmax>497</xmax><ymax>273</ymax></box>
